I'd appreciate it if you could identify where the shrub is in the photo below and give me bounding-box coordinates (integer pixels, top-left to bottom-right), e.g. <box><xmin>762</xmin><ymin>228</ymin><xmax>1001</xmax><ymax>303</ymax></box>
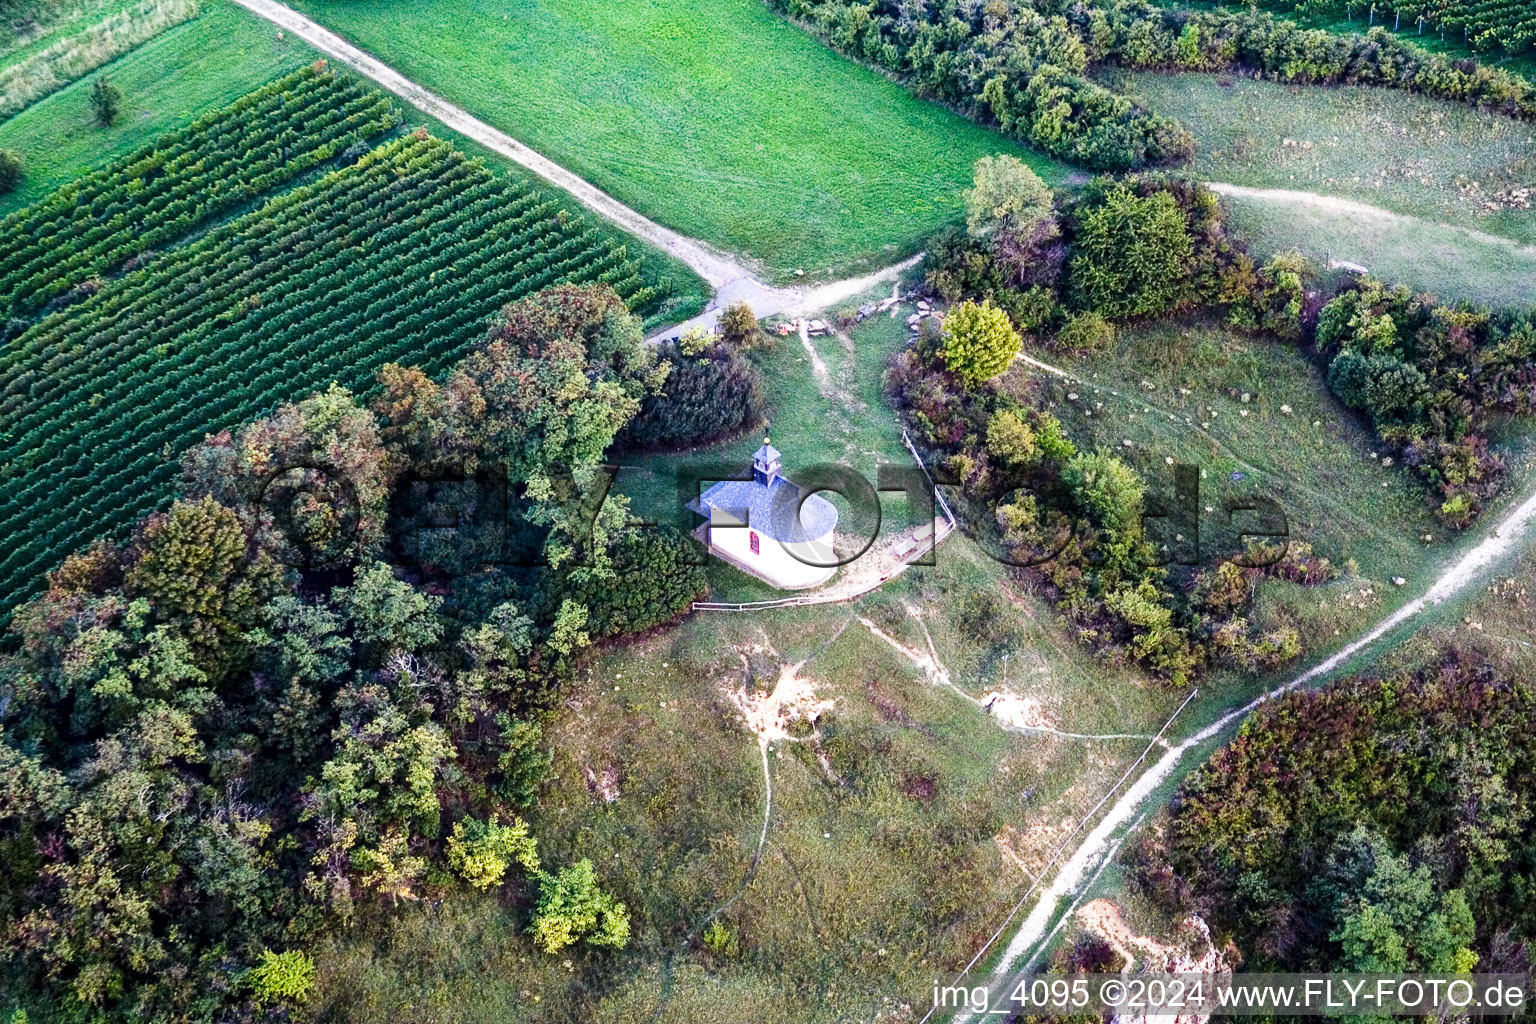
<box><xmin>447</xmin><ymin>815</ymin><xmax>540</xmax><ymax>890</ymax></box>
<box><xmin>0</xmin><ymin>149</ymin><xmax>20</xmax><ymax>195</ymax></box>
<box><xmin>560</xmin><ymin>527</ymin><xmax>708</xmax><ymax>637</ymax></box>
<box><xmin>248</xmin><ymin>950</ymin><xmax>316</xmax><ymax>1006</ymax></box>
<box><xmin>531</xmin><ymin>860</ymin><xmax>631</xmax><ymax>953</ymax></box>
<box><xmin>995</xmin><ymin>284</ymin><xmax>1060</xmax><ymax>333</ymax></box>
<box><xmin>703</xmin><ymin>919</ymin><xmax>741</xmax><ymax>959</ymax></box>
<box><xmin>678</xmin><ymin>325</ymin><xmax>712</xmax><ymax>356</ymax></box>
<box><xmin>986</xmin><ymin>409</ymin><xmax>1040</xmax><ymax>467</ymax></box>
<box><xmin>89</xmin><ymin>74</ymin><xmax>120</xmax><ymax>126</ymax></box>
<box><xmin>1053</xmin><ymin>311</ymin><xmax>1115</xmax><ymax>353</ymax></box>
<box><xmin>940</xmin><ymin>299</ymin><xmax>1020</xmax><ymax>386</ymax></box>
<box><xmin>717</xmin><ymin>301</ymin><xmax>758</xmax><ymax>348</ymax></box>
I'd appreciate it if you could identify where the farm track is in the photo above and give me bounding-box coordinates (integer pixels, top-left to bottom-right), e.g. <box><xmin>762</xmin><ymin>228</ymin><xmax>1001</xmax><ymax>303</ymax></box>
<box><xmin>228</xmin><ymin>0</ymin><xmax>920</xmax><ymax>333</ymax></box>
<box><xmin>208</xmin><ymin>1</ymin><xmax>1536</xmax><ymax>1004</ymax></box>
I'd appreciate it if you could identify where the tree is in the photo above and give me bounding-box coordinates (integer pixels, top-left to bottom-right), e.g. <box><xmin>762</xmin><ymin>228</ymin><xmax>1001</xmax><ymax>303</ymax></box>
<box><xmin>964</xmin><ymin>154</ymin><xmax>1055</xmax><ymax>242</ymax></box>
<box><xmin>717</xmin><ymin>301</ymin><xmax>758</xmax><ymax>348</ymax></box>
<box><xmin>124</xmin><ymin>496</ymin><xmax>277</xmax><ymax>681</ymax></box>
<box><xmin>0</xmin><ymin>149</ymin><xmax>21</xmax><ymax>195</ymax></box>
<box><xmin>181</xmin><ymin>384</ymin><xmax>394</xmax><ymax>568</ymax></box>
<box><xmin>335</xmin><ymin>561</ymin><xmax>443</xmax><ymax>661</ymax></box>
<box><xmin>940</xmin><ymin>299</ymin><xmax>1020</xmax><ymax>386</ymax></box>
<box><xmin>1067</xmin><ymin>182</ymin><xmax>1195</xmax><ymax>318</ymax></box>
<box><xmin>615</xmin><ymin>341</ymin><xmax>766</xmax><ymax>450</ymax></box>
<box><xmin>89</xmin><ymin>76</ymin><xmax>121</xmax><ymax>127</ymax></box>
<box><xmin>531</xmin><ymin>859</ymin><xmax>630</xmax><ymax>953</ymax></box>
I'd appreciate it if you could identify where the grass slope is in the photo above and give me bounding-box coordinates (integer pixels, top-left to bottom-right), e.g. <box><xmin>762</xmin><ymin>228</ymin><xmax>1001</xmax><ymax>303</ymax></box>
<box><xmin>1221</xmin><ymin>191</ymin><xmax>1536</xmax><ymax>308</ymax></box>
<box><xmin>285</xmin><ymin>0</ymin><xmax>1069</xmax><ymax>281</ymax></box>
<box><xmin>1094</xmin><ymin>69</ymin><xmax>1536</xmax><ymax>303</ymax></box>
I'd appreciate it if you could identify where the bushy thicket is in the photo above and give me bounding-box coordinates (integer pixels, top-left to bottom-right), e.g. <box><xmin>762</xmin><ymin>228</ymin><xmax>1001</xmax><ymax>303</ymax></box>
<box><xmin>927</xmin><ymin>173</ymin><xmax>1308</xmax><ymax>343</ymax></box>
<box><xmin>1138</xmin><ymin>650</ymin><xmax>1536</xmax><ymax>972</ymax></box>
<box><xmin>886</xmin><ymin>328</ymin><xmax>1331</xmax><ymax>686</ymax></box>
<box><xmin>1316</xmin><ymin>278</ymin><xmax>1536</xmax><ymax>527</ymax></box>
<box><xmin>614</xmin><ymin>339</ymin><xmax>765</xmax><ymax>450</ymax></box>
<box><xmin>0</xmin><ymin>286</ymin><xmax>705</xmax><ymax>1022</ymax></box>
<box><xmin>767</xmin><ymin>0</ymin><xmax>1535</xmax><ymax>173</ymax></box>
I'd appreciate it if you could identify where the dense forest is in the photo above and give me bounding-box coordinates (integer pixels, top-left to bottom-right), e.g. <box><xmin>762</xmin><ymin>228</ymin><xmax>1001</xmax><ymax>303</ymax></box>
<box><xmin>0</xmin><ymin>285</ymin><xmax>724</xmax><ymax>1022</ymax></box>
<box><xmin>1136</xmin><ymin>647</ymin><xmax>1536</xmax><ymax>975</ymax></box>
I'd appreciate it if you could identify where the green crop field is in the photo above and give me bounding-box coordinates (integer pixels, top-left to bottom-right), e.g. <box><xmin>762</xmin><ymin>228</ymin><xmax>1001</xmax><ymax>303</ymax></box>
<box><xmin>0</xmin><ymin>77</ymin><xmax>685</xmax><ymax>619</ymax></box>
<box><xmin>284</xmin><ymin>0</ymin><xmax>1070</xmax><ymax>282</ymax></box>
<box><xmin>0</xmin><ymin>0</ymin><xmax>328</xmax><ymax>211</ymax></box>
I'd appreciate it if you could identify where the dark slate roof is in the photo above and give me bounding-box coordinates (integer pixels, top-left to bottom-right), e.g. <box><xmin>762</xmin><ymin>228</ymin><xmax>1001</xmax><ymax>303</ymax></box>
<box><xmin>687</xmin><ymin>475</ymin><xmax>838</xmax><ymax>543</ymax></box>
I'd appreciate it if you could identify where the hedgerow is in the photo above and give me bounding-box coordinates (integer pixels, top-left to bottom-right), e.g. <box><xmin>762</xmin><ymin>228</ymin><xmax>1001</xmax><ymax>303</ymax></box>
<box><xmin>885</xmin><ymin>326</ymin><xmax>1331</xmax><ymax>686</ymax></box>
<box><xmin>766</xmin><ymin>0</ymin><xmax>1536</xmax><ymax>172</ymax></box>
<box><xmin>1085</xmin><ymin>0</ymin><xmax>1536</xmax><ymax>114</ymax></box>
<box><xmin>0</xmin><ymin>130</ymin><xmax>666</xmax><ymax>620</ymax></box>
<box><xmin>0</xmin><ymin>62</ymin><xmax>400</xmax><ymax>321</ymax></box>
<box><xmin>1221</xmin><ymin>0</ymin><xmax>1535</xmax><ymax>55</ymax></box>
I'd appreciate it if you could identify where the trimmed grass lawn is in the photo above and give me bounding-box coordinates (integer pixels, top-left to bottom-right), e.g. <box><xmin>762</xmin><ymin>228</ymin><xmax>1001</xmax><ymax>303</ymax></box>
<box><xmin>285</xmin><ymin>0</ymin><xmax>1070</xmax><ymax>282</ymax></box>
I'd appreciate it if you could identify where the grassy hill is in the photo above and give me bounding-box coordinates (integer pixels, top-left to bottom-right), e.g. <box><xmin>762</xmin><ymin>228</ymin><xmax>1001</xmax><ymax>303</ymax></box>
<box><xmin>284</xmin><ymin>0</ymin><xmax>1071</xmax><ymax>282</ymax></box>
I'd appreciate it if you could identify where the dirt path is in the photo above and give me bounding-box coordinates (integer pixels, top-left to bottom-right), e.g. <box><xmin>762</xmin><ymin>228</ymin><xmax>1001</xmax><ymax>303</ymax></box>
<box><xmin>977</xmin><ymin>479</ymin><xmax>1536</xmax><ymax>983</ymax></box>
<box><xmin>230</xmin><ymin>0</ymin><xmax>922</xmax><ymax>335</ymax></box>
<box><xmin>230</xmin><ymin>0</ymin><xmax>755</xmax><ymax>290</ymax></box>
<box><xmin>1206</xmin><ymin>182</ymin><xmax>1536</xmax><ymax>258</ymax></box>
